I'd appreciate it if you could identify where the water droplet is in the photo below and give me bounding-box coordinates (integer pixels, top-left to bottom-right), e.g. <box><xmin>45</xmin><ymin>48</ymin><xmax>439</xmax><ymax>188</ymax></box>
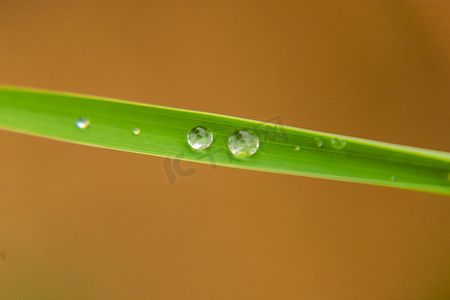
<box><xmin>132</xmin><ymin>128</ymin><xmax>141</xmax><ymax>135</ymax></box>
<box><xmin>294</xmin><ymin>146</ymin><xmax>300</xmax><ymax>151</ymax></box>
<box><xmin>314</xmin><ymin>137</ymin><xmax>323</xmax><ymax>148</ymax></box>
<box><xmin>228</xmin><ymin>130</ymin><xmax>259</xmax><ymax>157</ymax></box>
<box><xmin>75</xmin><ymin>116</ymin><xmax>90</xmax><ymax>129</ymax></box>
<box><xmin>391</xmin><ymin>176</ymin><xmax>396</xmax><ymax>181</ymax></box>
<box><xmin>187</xmin><ymin>126</ymin><xmax>213</xmax><ymax>150</ymax></box>
<box><xmin>331</xmin><ymin>137</ymin><xmax>346</xmax><ymax>150</ymax></box>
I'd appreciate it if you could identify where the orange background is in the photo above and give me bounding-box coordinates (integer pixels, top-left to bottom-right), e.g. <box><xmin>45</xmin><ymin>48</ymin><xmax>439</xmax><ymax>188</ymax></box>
<box><xmin>0</xmin><ymin>1</ymin><xmax>449</xmax><ymax>299</ymax></box>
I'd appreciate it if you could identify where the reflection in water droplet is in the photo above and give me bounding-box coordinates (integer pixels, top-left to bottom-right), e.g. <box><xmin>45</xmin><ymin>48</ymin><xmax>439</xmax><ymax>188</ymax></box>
<box><xmin>331</xmin><ymin>137</ymin><xmax>346</xmax><ymax>150</ymax></box>
<box><xmin>75</xmin><ymin>116</ymin><xmax>90</xmax><ymax>129</ymax></box>
<box><xmin>391</xmin><ymin>176</ymin><xmax>396</xmax><ymax>181</ymax></box>
<box><xmin>187</xmin><ymin>126</ymin><xmax>213</xmax><ymax>150</ymax></box>
<box><xmin>294</xmin><ymin>146</ymin><xmax>300</xmax><ymax>151</ymax></box>
<box><xmin>228</xmin><ymin>130</ymin><xmax>259</xmax><ymax>158</ymax></box>
<box><xmin>132</xmin><ymin>128</ymin><xmax>141</xmax><ymax>135</ymax></box>
<box><xmin>314</xmin><ymin>137</ymin><xmax>323</xmax><ymax>148</ymax></box>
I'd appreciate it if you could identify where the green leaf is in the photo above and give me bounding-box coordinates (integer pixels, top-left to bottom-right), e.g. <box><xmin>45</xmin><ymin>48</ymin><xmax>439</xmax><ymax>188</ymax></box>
<box><xmin>0</xmin><ymin>86</ymin><xmax>449</xmax><ymax>195</ymax></box>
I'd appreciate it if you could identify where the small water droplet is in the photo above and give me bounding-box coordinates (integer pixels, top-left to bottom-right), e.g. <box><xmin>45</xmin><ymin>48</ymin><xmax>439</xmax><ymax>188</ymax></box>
<box><xmin>132</xmin><ymin>128</ymin><xmax>141</xmax><ymax>135</ymax></box>
<box><xmin>75</xmin><ymin>116</ymin><xmax>90</xmax><ymax>129</ymax></box>
<box><xmin>391</xmin><ymin>176</ymin><xmax>396</xmax><ymax>181</ymax></box>
<box><xmin>187</xmin><ymin>126</ymin><xmax>213</xmax><ymax>150</ymax></box>
<box><xmin>331</xmin><ymin>137</ymin><xmax>346</xmax><ymax>150</ymax></box>
<box><xmin>294</xmin><ymin>146</ymin><xmax>300</xmax><ymax>151</ymax></box>
<box><xmin>228</xmin><ymin>130</ymin><xmax>259</xmax><ymax>158</ymax></box>
<box><xmin>314</xmin><ymin>137</ymin><xmax>323</xmax><ymax>148</ymax></box>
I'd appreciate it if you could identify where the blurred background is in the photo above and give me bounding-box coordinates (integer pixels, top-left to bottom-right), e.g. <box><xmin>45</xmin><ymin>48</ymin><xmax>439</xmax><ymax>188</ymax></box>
<box><xmin>0</xmin><ymin>0</ymin><xmax>449</xmax><ymax>299</ymax></box>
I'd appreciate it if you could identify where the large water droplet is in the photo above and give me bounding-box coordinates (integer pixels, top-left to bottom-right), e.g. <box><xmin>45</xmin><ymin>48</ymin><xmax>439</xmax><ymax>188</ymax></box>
<box><xmin>75</xmin><ymin>116</ymin><xmax>90</xmax><ymax>129</ymax></box>
<box><xmin>132</xmin><ymin>128</ymin><xmax>141</xmax><ymax>135</ymax></box>
<box><xmin>331</xmin><ymin>137</ymin><xmax>346</xmax><ymax>150</ymax></box>
<box><xmin>228</xmin><ymin>130</ymin><xmax>259</xmax><ymax>157</ymax></box>
<box><xmin>314</xmin><ymin>137</ymin><xmax>323</xmax><ymax>148</ymax></box>
<box><xmin>187</xmin><ymin>126</ymin><xmax>213</xmax><ymax>150</ymax></box>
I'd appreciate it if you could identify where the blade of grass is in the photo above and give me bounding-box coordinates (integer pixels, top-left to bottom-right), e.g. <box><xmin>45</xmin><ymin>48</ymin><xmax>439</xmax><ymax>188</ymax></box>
<box><xmin>0</xmin><ymin>86</ymin><xmax>449</xmax><ymax>194</ymax></box>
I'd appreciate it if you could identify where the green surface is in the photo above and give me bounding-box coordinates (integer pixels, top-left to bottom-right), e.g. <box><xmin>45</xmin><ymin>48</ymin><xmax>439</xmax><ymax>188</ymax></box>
<box><xmin>0</xmin><ymin>86</ymin><xmax>449</xmax><ymax>194</ymax></box>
